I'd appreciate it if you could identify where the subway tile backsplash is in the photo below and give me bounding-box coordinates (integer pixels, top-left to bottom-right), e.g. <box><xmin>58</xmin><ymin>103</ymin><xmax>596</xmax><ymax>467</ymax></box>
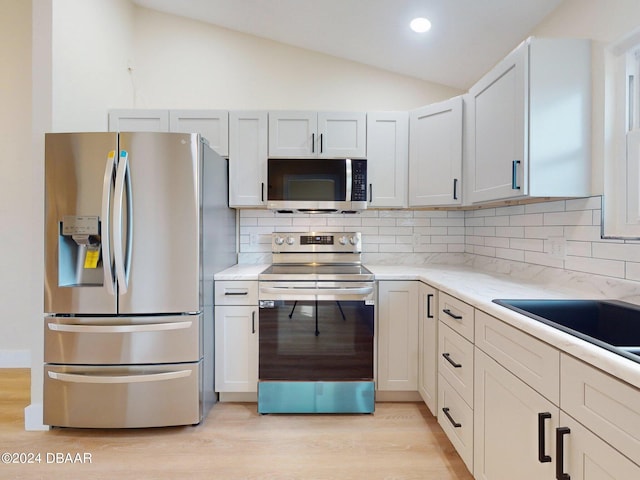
<box><xmin>238</xmin><ymin>209</ymin><xmax>466</xmax><ymax>264</ymax></box>
<box><xmin>237</xmin><ymin>196</ymin><xmax>640</xmax><ymax>284</ymax></box>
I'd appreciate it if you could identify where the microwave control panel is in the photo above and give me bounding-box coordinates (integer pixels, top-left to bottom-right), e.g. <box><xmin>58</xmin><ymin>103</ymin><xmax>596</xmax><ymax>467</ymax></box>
<box><xmin>352</xmin><ymin>159</ymin><xmax>367</xmax><ymax>202</ymax></box>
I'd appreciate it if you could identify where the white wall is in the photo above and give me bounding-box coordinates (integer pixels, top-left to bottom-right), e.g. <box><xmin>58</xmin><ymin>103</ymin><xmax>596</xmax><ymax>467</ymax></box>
<box><xmin>0</xmin><ymin>0</ymin><xmax>34</xmax><ymax>367</ymax></box>
<box><xmin>51</xmin><ymin>0</ymin><xmax>136</xmax><ymax>131</ymax></box>
<box><xmin>129</xmin><ymin>7</ymin><xmax>461</xmax><ymax>111</ymax></box>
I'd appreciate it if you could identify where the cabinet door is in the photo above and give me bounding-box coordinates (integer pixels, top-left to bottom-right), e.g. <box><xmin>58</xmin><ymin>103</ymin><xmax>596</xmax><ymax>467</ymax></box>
<box><xmin>108</xmin><ymin>109</ymin><xmax>169</xmax><ymax>132</ymax></box>
<box><xmin>474</xmin><ymin>348</ymin><xmax>558</xmax><ymax>480</ymax></box>
<box><xmin>169</xmin><ymin>110</ymin><xmax>229</xmax><ymax>156</ymax></box>
<box><xmin>366</xmin><ymin>112</ymin><xmax>408</xmax><ymax>207</ymax></box>
<box><xmin>467</xmin><ymin>42</ymin><xmax>527</xmax><ymax>203</ymax></box>
<box><xmin>409</xmin><ymin>97</ymin><xmax>463</xmax><ymax>206</ymax></box>
<box><xmin>318</xmin><ymin>112</ymin><xmax>367</xmax><ymax>158</ymax></box>
<box><xmin>229</xmin><ymin>111</ymin><xmax>268</xmax><ymax>207</ymax></box>
<box><xmin>268</xmin><ymin>111</ymin><xmax>317</xmax><ymax>157</ymax></box>
<box><xmin>214</xmin><ymin>306</ymin><xmax>258</xmax><ymax>393</ymax></box>
<box><xmin>377</xmin><ymin>281</ymin><xmax>419</xmax><ymax>391</ymax></box>
<box><xmin>418</xmin><ymin>283</ymin><xmax>437</xmax><ymax>415</ymax></box>
<box><xmin>559</xmin><ymin>412</ymin><xmax>640</xmax><ymax>480</ymax></box>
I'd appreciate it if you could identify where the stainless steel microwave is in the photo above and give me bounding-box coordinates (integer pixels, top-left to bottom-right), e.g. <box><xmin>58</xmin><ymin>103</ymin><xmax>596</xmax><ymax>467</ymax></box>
<box><xmin>266</xmin><ymin>158</ymin><xmax>367</xmax><ymax>212</ymax></box>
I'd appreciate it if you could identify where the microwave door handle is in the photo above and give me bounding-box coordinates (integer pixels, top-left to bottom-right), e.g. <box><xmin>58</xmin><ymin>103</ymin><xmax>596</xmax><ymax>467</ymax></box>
<box><xmin>101</xmin><ymin>150</ymin><xmax>117</xmax><ymax>296</ymax></box>
<box><xmin>345</xmin><ymin>158</ymin><xmax>352</xmax><ymax>201</ymax></box>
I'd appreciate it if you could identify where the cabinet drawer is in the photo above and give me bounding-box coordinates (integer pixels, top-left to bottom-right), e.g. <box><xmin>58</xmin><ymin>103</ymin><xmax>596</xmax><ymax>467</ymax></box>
<box><xmin>439</xmin><ymin>292</ymin><xmax>474</xmax><ymax>341</ymax></box>
<box><xmin>214</xmin><ymin>280</ymin><xmax>258</xmax><ymax>305</ymax></box>
<box><xmin>561</xmin><ymin>354</ymin><xmax>640</xmax><ymax>467</ymax></box>
<box><xmin>475</xmin><ymin>310</ymin><xmax>559</xmax><ymax>405</ymax></box>
<box><xmin>438</xmin><ymin>374</ymin><xmax>473</xmax><ymax>472</ymax></box>
<box><xmin>439</xmin><ymin>323</ymin><xmax>474</xmax><ymax>407</ymax></box>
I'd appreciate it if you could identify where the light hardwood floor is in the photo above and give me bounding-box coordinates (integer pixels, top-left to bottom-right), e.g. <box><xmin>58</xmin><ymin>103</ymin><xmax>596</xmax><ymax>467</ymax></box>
<box><xmin>1</xmin><ymin>369</ymin><xmax>473</xmax><ymax>480</ymax></box>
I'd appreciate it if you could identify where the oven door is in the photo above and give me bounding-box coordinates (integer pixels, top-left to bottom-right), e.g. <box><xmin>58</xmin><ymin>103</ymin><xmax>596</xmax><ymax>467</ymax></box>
<box><xmin>258</xmin><ymin>282</ymin><xmax>375</xmax><ymax>381</ymax></box>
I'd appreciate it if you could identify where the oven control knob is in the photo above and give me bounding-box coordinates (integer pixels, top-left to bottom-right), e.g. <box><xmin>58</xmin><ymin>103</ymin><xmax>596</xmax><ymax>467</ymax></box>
<box><xmin>286</xmin><ymin>236</ymin><xmax>295</xmax><ymax>245</ymax></box>
<box><xmin>274</xmin><ymin>236</ymin><xmax>285</xmax><ymax>245</ymax></box>
<box><xmin>339</xmin><ymin>236</ymin><xmax>348</xmax><ymax>245</ymax></box>
<box><xmin>349</xmin><ymin>235</ymin><xmax>359</xmax><ymax>245</ymax></box>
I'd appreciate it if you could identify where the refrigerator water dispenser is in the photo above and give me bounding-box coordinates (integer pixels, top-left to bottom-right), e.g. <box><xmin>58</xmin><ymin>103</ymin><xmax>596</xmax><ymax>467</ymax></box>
<box><xmin>58</xmin><ymin>215</ymin><xmax>103</xmax><ymax>287</ymax></box>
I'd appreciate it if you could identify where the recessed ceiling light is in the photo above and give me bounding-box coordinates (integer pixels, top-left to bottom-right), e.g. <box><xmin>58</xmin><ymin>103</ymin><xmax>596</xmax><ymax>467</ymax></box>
<box><xmin>410</xmin><ymin>17</ymin><xmax>432</xmax><ymax>33</ymax></box>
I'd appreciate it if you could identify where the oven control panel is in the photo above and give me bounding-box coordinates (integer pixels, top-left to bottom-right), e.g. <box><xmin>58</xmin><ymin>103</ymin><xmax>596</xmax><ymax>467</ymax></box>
<box><xmin>271</xmin><ymin>232</ymin><xmax>361</xmax><ymax>253</ymax></box>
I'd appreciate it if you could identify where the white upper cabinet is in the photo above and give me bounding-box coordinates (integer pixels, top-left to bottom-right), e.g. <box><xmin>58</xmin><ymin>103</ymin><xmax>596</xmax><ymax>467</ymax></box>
<box><xmin>228</xmin><ymin>111</ymin><xmax>268</xmax><ymax>207</ymax></box>
<box><xmin>366</xmin><ymin>112</ymin><xmax>409</xmax><ymax>207</ymax></box>
<box><xmin>108</xmin><ymin>109</ymin><xmax>169</xmax><ymax>132</ymax></box>
<box><xmin>466</xmin><ymin>37</ymin><xmax>592</xmax><ymax>204</ymax></box>
<box><xmin>409</xmin><ymin>97</ymin><xmax>463</xmax><ymax>206</ymax></box>
<box><xmin>268</xmin><ymin>111</ymin><xmax>366</xmax><ymax>158</ymax></box>
<box><xmin>169</xmin><ymin>110</ymin><xmax>229</xmax><ymax>156</ymax></box>
<box><xmin>108</xmin><ymin>109</ymin><xmax>229</xmax><ymax>156</ymax></box>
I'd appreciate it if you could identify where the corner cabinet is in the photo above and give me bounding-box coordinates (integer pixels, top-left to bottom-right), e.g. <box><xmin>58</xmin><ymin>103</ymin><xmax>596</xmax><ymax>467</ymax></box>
<box><xmin>377</xmin><ymin>281</ymin><xmax>419</xmax><ymax>391</ymax></box>
<box><xmin>214</xmin><ymin>281</ymin><xmax>259</xmax><ymax>393</ymax></box>
<box><xmin>366</xmin><ymin>112</ymin><xmax>409</xmax><ymax>207</ymax></box>
<box><xmin>466</xmin><ymin>37</ymin><xmax>592</xmax><ymax>204</ymax></box>
<box><xmin>409</xmin><ymin>97</ymin><xmax>463</xmax><ymax>206</ymax></box>
<box><xmin>268</xmin><ymin>111</ymin><xmax>366</xmax><ymax>158</ymax></box>
<box><xmin>228</xmin><ymin>111</ymin><xmax>268</xmax><ymax>207</ymax></box>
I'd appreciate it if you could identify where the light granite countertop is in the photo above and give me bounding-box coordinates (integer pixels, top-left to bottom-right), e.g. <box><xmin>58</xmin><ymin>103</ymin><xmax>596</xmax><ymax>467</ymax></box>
<box><xmin>214</xmin><ymin>262</ymin><xmax>640</xmax><ymax>389</ymax></box>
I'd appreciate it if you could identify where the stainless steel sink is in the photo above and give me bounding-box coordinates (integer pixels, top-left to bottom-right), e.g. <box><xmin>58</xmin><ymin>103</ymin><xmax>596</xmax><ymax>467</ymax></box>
<box><xmin>492</xmin><ymin>299</ymin><xmax>640</xmax><ymax>364</ymax></box>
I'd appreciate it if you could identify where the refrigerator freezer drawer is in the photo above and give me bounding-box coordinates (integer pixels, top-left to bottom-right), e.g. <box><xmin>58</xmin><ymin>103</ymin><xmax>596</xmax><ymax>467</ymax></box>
<box><xmin>44</xmin><ymin>363</ymin><xmax>202</xmax><ymax>428</ymax></box>
<box><xmin>45</xmin><ymin>315</ymin><xmax>201</xmax><ymax>364</ymax></box>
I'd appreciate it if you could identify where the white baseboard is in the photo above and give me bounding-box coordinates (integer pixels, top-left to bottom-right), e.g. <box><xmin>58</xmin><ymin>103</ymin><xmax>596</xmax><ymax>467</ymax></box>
<box><xmin>24</xmin><ymin>403</ymin><xmax>48</xmax><ymax>431</ymax></box>
<box><xmin>0</xmin><ymin>349</ymin><xmax>30</xmax><ymax>367</ymax></box>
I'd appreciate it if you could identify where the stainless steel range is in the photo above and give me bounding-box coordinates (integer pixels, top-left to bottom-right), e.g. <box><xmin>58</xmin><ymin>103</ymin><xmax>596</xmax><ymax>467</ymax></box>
<box><xmin>258</xmin><ymin>232</ymin><xmax>375</xmax><ymax>414</ymax></box>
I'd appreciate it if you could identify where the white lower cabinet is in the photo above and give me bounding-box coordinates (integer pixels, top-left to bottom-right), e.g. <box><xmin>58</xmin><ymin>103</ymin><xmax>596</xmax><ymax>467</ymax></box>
<box><xmin>417</xmin><ymin>282</ymin><xmax>438</xmax><ymax>415</ymax></box>
<box><xmin>438</xmin><ymin>374</ymin><xmax>474</xmax><ymax>471</ymax></box>
<box><xmin>474</xmin><ymin>348</ymin><xmax>558</xmax><ymax>480</ymax></box>
<box><xmin>377</xmin><ymin>281</ymin><xmax>419</xmax><ymax>391</ymax></box>
<box><xmin>214</xmin><ymin>305</ymin><xmax>258</xmax><ymax>393</ymax></box>
<box><xmin>214</xmin><ymin>280</ymin><xmax>259</xmax><ymax>393</ymax></box>
<box><xmin>559</xmin><ymin>412</ymin><xmax>640</xmax><ymax>480</ymax></box>
<box><xmin>473</xmin><ymin>310</ymin><xmax>640</xmax><ymax>480</ymax></box>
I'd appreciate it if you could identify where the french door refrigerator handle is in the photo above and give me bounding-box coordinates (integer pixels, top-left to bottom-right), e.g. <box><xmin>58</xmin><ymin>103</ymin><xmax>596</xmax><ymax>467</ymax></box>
<box><xmin>101</xmin><ymin>150</ymin><xmax>117</xmax><ymax>295</ymax></box>
<box><xmin>113</xmin><ymin>150</ymin><xmax>132</xmax><ymax>294</ymax></box>
<box><xmin>47</xmin><ymin>369</ymin><xmax>192</xmax><ymax>384</ymax></box>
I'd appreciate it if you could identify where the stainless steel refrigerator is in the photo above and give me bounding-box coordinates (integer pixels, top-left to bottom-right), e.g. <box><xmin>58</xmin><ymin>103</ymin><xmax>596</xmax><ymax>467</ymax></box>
<box><xmin>43</xmin><ymin>132</ymin><xmax>236</xmax><ymax>428</ymax></box>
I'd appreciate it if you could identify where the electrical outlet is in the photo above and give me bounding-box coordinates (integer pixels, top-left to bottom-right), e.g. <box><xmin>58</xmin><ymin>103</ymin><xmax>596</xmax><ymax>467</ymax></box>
<box><xmin>412</xmin><ymin>233</ymin><xmax>421</xmax><ymax>247</ymax></box>
<box><xmin>250</xmin><ymin>233</ymin><xmax>258</xmax><ymax>246</ymax></box>
<box><xmin>548</xmin><ymin>237</ymin><xmax>566</xmax><ymax>259</ymax></box>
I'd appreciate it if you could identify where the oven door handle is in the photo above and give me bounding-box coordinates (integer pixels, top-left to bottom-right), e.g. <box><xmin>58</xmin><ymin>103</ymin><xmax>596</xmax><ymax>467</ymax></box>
<box><xmin>259</xmin><ymin>286</ymin><xmax>374</xmax><ymax>296</ymax></box>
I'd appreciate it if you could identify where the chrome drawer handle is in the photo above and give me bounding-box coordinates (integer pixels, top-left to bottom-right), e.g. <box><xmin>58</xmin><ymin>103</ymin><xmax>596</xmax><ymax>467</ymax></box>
<box><xmin>47</xmin><ymin>370</ymin><xmax>192</xmax><ymax>384</ymax></box>
<box><xmin>48</xmin><ymin>321</ymin><xmax>192</xmax><ymax>333</ymax></box>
